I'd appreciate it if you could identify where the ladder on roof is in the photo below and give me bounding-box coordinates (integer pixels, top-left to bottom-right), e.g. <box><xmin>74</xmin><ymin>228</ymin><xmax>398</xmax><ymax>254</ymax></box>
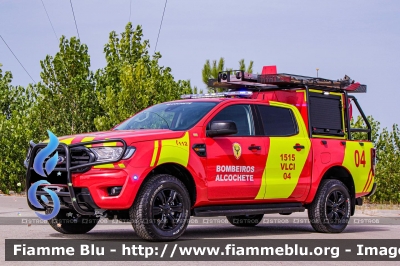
<box><xmin>208</xmin><ymin>70</ymin><xmax>367</xmax><ymax>93</ymax></box>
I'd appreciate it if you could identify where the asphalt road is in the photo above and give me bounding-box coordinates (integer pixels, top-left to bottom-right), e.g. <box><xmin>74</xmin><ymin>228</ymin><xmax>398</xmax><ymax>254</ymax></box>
<box><xmin>1</xmin><ymin>195</ymin><xmax>400</xmax><ymax>265</ymax></box>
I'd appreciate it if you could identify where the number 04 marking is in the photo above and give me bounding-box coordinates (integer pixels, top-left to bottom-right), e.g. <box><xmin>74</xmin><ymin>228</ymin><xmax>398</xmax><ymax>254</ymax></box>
<box><xmin>354</xmin><ymin>150</ymin><xmax>366</xmax><ymax>167</ymax></box>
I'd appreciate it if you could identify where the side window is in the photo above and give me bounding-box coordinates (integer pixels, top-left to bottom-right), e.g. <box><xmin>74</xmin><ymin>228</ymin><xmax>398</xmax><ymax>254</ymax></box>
<box><xmin>210</xmin><ymin>104</ymin><xmax>255</xmax><ymax>136</ymax></box>
<box><xmin>257</xmin><ymin>105</ymin><xmax>298</xmax><ymax>136</ymax></box>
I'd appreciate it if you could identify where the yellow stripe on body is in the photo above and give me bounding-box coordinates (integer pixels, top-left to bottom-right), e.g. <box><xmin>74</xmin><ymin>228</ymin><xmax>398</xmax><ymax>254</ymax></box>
<box><xmin>150</xmin><ymin>141</ymin><xmax>159</xmax><ymax>167</ymax></box>
<box><xmin>157</xmin><ymin>132</ymin><xmax>190</xmax><ymax>167</ymax></box>
<box><xmin>81</xmin><ymin>136</ymin><xmax>95</xmax><ymax>147</ymax></box>
<box><xmin>364</xmin><ymin>169</ymin><xmax>374</xmax><ymax>192</ymax></box>
<box><xmin>43</xmin><ymin>137</ymin><xmax>75</xmax><ymax>145</ymax></box>
<box><xmin>342</xmin><ymin>141</ymin><xmax>374</xmax><ymax>193</ymax></box>
<box><xmin>103</xmin><ymin>142</ymin><xmax>117</xmax><ymax>147</ymax></box>
<box><xmin>93</xmin><ymin>164</ymin><xmax>115</xmax><ymax>169</ymax></box>
<box><xmin>59</xmin><ymin>137</ymin><xmax>74</xmax><ymax>145</ymax></box>
<box><xmin>256</xmin><ymin>101</ymin><xmax>311</xmax><ymax>199</ymax></box>
<box><xmin>92</xmin><ymin>163</ymin><xmax>125</xmax><ymax>170</ymax></box>
<box><xmin>313</xmin><ymin>134</ymin><xmax>346</xmax><ymax>140</ymax></box>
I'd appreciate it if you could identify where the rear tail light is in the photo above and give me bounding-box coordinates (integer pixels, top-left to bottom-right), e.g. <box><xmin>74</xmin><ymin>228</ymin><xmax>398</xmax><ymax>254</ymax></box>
<box><xmin>371</xmin><ymin>148</ymin><xmax>376</xmax><ymax>175</ymax></box>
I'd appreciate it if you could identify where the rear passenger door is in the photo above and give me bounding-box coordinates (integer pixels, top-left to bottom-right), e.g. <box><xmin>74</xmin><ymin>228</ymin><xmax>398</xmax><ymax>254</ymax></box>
<box><xmin>255</xmin><ymin>103</ymin><xmax>312</xmax><ymax>200</ymax></box>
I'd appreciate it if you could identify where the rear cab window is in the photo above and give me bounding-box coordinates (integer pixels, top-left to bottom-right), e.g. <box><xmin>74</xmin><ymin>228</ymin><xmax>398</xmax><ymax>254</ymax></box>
<box><xmin>256</xmin><ymin>105</ymin><xmax>298</xmax><ymax>136</ymax></box>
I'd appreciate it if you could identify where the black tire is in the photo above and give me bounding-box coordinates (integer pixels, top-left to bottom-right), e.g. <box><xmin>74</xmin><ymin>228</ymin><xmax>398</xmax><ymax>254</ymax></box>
<box><xmin>226</xmin><ymin>214</ymin><xmax>264</xmax><ymax>227</ymax></box>
<box><xmin>130</xmin><ymin>174</ymin><xmax>191</xmax><ymax>241</ymax></box>
<box><xmin>46</xmin><ymin>209</ymin><xmax>99</xmax><ymax>234</ymax></box>
<box><xmin>308</xmin><ymin>179</ymin><xmax>351</xmax><ymax>233</ymax></box>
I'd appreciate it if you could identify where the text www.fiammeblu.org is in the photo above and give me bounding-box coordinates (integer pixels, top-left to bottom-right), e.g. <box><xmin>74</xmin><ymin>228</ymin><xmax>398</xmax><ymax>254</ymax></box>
<box><xmin>122</xmin><ymin>244</ymin><xmax>342</xmax><ymax>258</ymax></box>
<box><xmin>120</xmin><ymin>244</ymin><xmax>400</xmax><ymax>259</ymax></box>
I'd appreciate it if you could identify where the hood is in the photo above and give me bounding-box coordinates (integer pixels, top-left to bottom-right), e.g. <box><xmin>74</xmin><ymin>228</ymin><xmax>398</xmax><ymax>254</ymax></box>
<box><xmin>51</xmin><ymin>130</ymin><xmax>188</xmax><ymax>145</ymax></box>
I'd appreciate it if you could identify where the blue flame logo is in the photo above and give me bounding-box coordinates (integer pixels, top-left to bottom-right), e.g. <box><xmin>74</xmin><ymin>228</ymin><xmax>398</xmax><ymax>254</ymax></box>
<box><xmin>33</xmin><ymin>130</ymin><xmax>59</xmax><ymax>177</ymax></box>
<box><xmin>28</xmin><ymin>130</ymin><xmax>61</xmax><ymax>220</ymax></box>
<box><xmin>28</xmin><ymin>180</ymin><xmax>60</xmax><ymax>220</ymax></box>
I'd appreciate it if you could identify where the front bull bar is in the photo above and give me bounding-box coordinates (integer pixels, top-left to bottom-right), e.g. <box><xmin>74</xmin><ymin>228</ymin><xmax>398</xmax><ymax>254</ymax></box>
<box><xmin>25</xmin><ymin>139</ymin><xmax>127</xmax><ymax>216</ymax></box>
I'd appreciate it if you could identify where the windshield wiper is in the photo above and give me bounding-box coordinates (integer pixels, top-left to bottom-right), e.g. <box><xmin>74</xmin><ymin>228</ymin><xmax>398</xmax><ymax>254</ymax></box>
<box><xmin>146</xmin><ymin>111</ymin><xmax>170</xmax><ymax>129</ymax></box>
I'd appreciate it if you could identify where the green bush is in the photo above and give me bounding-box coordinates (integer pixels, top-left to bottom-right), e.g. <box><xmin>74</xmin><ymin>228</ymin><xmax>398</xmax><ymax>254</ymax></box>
<box><xmin>0</xmin><ymin>67</ymin><xmax>34</xmax><ymax>193</ymax></box>
<box><xmin>0</xmin><ymin>23</ymin><xmax>194</xmax><ymax>194</ymax></box>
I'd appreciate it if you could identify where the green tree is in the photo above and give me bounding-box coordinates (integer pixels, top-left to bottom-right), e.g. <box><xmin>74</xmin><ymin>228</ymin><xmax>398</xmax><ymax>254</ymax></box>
<box><xmin>238</xmin><ymin>59</ymin><xmax>254</xmax><ymax>73</ymax></box>
<box><xmin>0</xmin><ymin>66</ymin><xmax>34</xmax><ymax>193</ymax></box>
<box><xmin>351</xmin><ymin>116</ymin><xmax>400</xmax><ymax>203</ymax></box>
<box><xmin>371</xmin><ymin>124</ymin><xmax>400</xmax><ymax>203</ymax></box>
<box><xmin>32</xmin><ymin>36</ymin><xmax>99</xmax><ymax>139</ymax></box>
<box><xmin>350</xmin><ymin>115</ymin><xmax>380</xmax><ymax>144</ymax></box>
<box><xmin>94</xmin><ymin>23</ymin><xmax>192</xmax><ymax>131</ymax></box>
<box><xmin>0</xmin><ymin>63</ymin><xmax>13</xmax><ymax>119</ymax></box>
<box><xmin>202</xmin><ymin>58</ymin><xmax>225</xmax><ymax>93</ymax></box>
<box><xmin>202</xmin><ymin>58</ymin><xmax>254</xmax><ymax>92</ymax></box>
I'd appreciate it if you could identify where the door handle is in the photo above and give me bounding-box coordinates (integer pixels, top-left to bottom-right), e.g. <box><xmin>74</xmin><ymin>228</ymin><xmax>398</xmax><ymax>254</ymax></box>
<box><xmin>248</xmin><ymin>145</ymin><xmax>261</xmax><ymax>151</ymax></box>
<box><xmin>293</xmin><ymin>144</ymin><xmax>305</xmax><ymax>151</ymax></box>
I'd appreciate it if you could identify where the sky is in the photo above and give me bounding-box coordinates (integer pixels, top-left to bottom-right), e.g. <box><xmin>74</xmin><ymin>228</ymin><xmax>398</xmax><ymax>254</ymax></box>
<box><xmin>1</xmin><ymin>0</ymin><xmax>400</xmax><ymax>129</ymax></box>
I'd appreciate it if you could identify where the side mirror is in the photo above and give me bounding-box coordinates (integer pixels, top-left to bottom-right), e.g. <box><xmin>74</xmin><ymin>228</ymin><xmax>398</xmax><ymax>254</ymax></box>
<box><xmin>207</xmin><ymin>121</ymin><xmax>238</xmax><ymax>137</ymax></box>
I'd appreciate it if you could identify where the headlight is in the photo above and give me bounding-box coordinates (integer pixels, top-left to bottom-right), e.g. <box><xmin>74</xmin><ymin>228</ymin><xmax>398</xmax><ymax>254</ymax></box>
<box><xmin>90</xmin><ymin>147</ymin><xmax>136</xmax><ymax>161</ymax></box>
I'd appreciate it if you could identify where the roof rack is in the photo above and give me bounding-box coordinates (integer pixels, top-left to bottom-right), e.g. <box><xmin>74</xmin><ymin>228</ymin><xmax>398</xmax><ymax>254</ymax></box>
<box><xmin>180</xmin><ymin>90</ymin><xmax>253</xmax><ymax>99</ymax></box>
<box><xmin>208</xmin><ymin>70</ymin><xmax>367</xmax><ymax>93</ymax></box>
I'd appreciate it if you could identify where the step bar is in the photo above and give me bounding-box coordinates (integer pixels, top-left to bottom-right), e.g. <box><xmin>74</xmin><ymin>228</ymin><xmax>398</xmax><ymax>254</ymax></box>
<box><xmin>193</xmin><ymin>203</ymin><xmax>305</xmax><ymax>217</ymax></box>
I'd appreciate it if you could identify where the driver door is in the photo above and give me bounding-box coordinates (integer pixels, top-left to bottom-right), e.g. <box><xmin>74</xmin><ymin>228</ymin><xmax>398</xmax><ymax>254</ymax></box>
<box><xmin>205</xmin><ymin>104</ymin><xmax>267</xmax><ymax>200</ymax></box>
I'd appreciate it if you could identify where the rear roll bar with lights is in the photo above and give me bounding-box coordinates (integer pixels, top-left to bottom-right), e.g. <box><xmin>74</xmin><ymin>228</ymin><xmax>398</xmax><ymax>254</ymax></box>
<box><xmin>26</xmin><ymin>139</ymin><xmax>127</xmax><ymax>215</ymax></box>
<box><xmin>347</xmin><ymin>95</ymin><xmax>372</xmax><ymax>141</ymax></box>
<box><xmin>300</xmin><ymin>86</ymin><xmax>371</xmax><ymax>141</ymax></box>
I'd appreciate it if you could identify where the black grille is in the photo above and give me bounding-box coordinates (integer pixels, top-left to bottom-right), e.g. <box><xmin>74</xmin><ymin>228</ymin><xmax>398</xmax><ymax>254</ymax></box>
<box><xmin>34</xmin><ymin>146</ymin><xmax>95</xmax><ymax>173</ymax></box>
<box><xmin>30</xmin><ymin>147</ymin><xmax>94</xmax><ymax>185</ymax></box>
<box><xmin>70</xmin><ymin>147</ymin><xmax>94</xmax><ymax>172</ymax></box>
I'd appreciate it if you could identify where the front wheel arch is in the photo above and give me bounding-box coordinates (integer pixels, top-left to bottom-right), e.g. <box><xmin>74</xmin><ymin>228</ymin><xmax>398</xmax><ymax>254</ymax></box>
<box><xmin>143</xmin><ymin>163</ymin><xmax>196</xmax><ymax>206</ymax></box>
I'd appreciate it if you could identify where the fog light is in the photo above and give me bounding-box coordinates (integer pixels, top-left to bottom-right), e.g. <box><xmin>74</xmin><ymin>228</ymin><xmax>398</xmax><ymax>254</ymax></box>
<box><xmin>108</xmin><ymin>186</ymin><xmax>122</xmax><ymax>196</ymax></box>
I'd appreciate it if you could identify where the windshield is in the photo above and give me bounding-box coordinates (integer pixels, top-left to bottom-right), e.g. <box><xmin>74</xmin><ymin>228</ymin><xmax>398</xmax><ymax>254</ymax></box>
<box><xmin>114</xmin><ymin>101</ymin><xmax>218</xmax><ymax>131</ymax></box>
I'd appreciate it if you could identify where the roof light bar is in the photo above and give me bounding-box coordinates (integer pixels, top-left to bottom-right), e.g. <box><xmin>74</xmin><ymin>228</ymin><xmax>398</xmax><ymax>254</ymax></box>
<box><xmin>225</xmin><ymin>91</ymin><xmax>253</xmax><ymax>97</ymax></box>
<box><xmin>180</xmin><ymin>93</ymin><xmax>226</xmax><ymax>99</ymax></box>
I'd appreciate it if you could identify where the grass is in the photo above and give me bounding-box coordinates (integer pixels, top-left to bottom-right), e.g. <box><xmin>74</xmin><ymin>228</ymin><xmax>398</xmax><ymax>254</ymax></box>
<box><xmin>360</xmin><ymin>203</ymin><xmax>400</xmax><ymax>211</ymax></box>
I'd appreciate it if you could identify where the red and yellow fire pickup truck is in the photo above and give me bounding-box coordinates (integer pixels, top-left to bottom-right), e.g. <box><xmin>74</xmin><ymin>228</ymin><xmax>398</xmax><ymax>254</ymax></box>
<box><xmin>25</xmin><ymin>66</ymin><xmax>376</xmax><ymax>241</ymax></box>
